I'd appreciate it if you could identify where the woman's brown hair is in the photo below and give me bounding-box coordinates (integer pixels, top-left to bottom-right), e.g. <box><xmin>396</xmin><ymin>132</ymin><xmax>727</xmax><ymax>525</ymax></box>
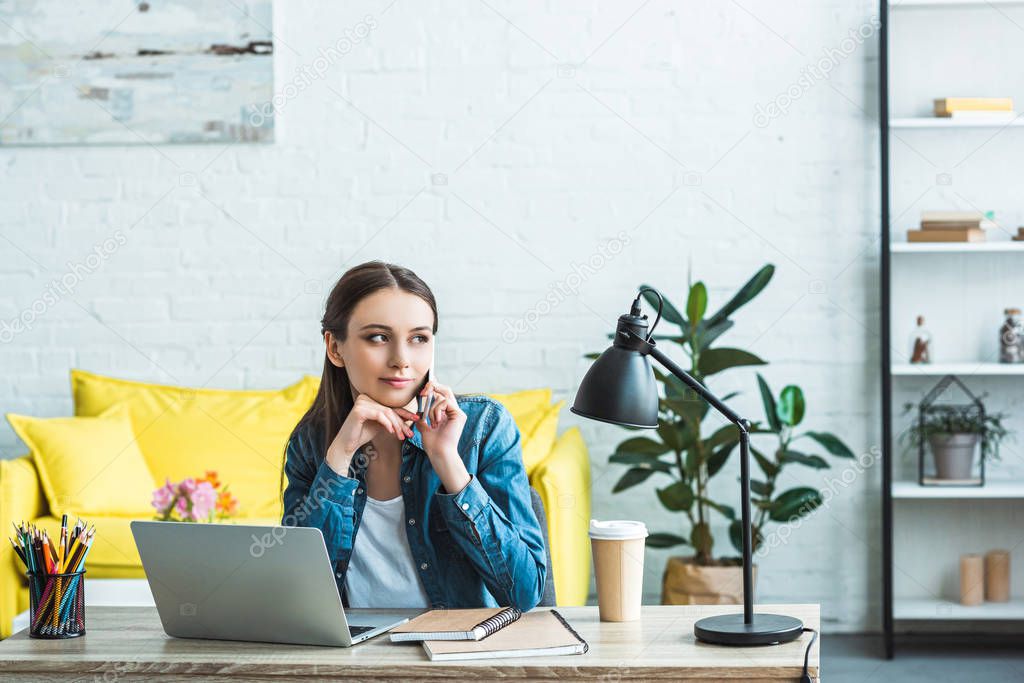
<box><xmin>280</xmin><ymin>260</ymin><xmax>438</xmax><ymax>491</ymax></box>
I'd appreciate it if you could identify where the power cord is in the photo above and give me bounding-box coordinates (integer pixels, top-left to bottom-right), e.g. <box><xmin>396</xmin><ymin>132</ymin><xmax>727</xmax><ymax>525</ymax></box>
<box><xmin>800</xmin><ymin>627</ymin><xmax>819</xmax><ymax>683</ymax></box>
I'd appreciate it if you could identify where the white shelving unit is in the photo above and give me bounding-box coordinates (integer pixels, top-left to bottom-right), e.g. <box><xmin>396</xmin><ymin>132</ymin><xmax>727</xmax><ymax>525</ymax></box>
<box><xmin>892</xmin><ymin>0</ymin><xmax>1024</xmax><ymax>8</ymax></box>
<box><xmin>892</xmin><ymin>481</ymin><xmax>1024</xmax><ymax>498</ymax></box>
<box><xmin>891</xmin><ymin>242</ymin><xmax>1024</xmax><ymax>253</ymax></box>
<box><xmin>894</xmin><ymin>598</ymin><xmax>1024</xmax><ymax>620</ymax></box>
<box><xmin>891</xmin><ymin>117</ymin><xmax>1024</xmax><ymax>128</ymax></box>
<box><xmin>882</xmin><ymin>0</ymin><xmax>1024</xmax><ymax>657</ymax></box>
<box><xmin>892</xmin><ymin>362</ymin><xmax>1024</xmax><ymax>376</ymax></box>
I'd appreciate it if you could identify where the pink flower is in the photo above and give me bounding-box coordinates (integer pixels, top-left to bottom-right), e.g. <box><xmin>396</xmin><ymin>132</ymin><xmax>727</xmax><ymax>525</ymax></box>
<box><xmin>190</xmin><ymin>481</ymin><xmax>218</xmax><ymax>521</ymax></box>
<box><xmin>152</xmin><ymin>474</ymin><xmax>237</xmax><ymax>523</ymax></box>
<box><xmin>152</xmin><ymin>479</ymin><xmax>176</xmax><ymax>514</ymax></box>
<box><xmin>174</xmin><ymin>495</ymin><xmax>191</xmax><ymax>519</ymax></box>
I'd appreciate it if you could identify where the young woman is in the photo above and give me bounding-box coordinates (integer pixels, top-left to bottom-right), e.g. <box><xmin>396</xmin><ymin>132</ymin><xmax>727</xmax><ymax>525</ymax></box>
<box><xmin>281</xmin><ymin>261</ymin><xmax>547</xmax><ymax>611</ymax></box>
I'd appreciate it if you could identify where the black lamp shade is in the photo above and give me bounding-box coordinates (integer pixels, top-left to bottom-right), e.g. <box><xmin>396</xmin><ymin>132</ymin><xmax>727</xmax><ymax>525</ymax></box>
<box><xmin>571</xmin><ymin>314</ymin><xmax>660</xmax><ymax>428</ymax></box>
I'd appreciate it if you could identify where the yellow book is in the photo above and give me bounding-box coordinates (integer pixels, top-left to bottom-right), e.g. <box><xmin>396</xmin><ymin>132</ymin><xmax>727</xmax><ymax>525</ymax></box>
<box><xmin>934</xmin><ymin>97</ymin><xmax>1013</xmax><ymax>117</ymax></box>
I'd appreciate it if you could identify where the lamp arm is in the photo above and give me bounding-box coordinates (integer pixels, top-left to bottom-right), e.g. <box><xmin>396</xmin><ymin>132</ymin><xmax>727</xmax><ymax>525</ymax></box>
<box><xmin>619</xmin><ymin>328</ymin><xmax>755</xmax><ymax>624</ymax></box>
<box><xmin>618</xmin><ymin>328</ymin><xmax>748</xmax><ymax>429</ymax></box>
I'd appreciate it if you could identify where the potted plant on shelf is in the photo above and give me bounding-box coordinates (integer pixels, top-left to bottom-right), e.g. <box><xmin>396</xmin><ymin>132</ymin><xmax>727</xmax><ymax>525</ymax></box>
<box><xmin>901</xmin><ymin>400</ymin><xmax>1010</xmax><ymax>482</ymax></box>
<box><xmin>593</xmin><ymin>265</ymin><xmax>854</xmax><ymax>605</ymax></box>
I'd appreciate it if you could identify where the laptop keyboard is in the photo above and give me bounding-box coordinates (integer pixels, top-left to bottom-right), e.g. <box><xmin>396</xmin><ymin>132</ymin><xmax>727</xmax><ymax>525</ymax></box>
<box><xmin>349</xmin><ymin>625</ymin><xmax>375</xmax><ymax>637</ymax></box>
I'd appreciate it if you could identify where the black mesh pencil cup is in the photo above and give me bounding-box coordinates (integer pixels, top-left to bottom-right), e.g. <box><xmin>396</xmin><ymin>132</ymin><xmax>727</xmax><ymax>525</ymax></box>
<box><xmin>27</xmin><ymin>569</ymin><xmax>86</xmax><ymax>639</ymax></box>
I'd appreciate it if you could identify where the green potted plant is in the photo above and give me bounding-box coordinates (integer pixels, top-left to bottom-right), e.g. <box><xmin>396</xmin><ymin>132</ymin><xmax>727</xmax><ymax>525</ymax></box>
<box><xmin>593</xmin><ymin>265</ymin><xmax>854</xmax><ymax>604</ymax></box>
<box><xmin>901</xmin><ymin>402</ymin><xmax>1010</xmax><ymax>481</ymax></box>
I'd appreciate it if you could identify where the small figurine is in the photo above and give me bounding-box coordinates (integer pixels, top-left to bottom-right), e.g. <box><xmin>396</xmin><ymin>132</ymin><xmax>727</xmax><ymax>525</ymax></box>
<box><xmin>999</xmin><ymin>308</ymin><xmax>1023</xmax><ymax>363</ymax></box>
<box><xmin>910</xmin><ymin>315</ymin><xmax>931</xmax><ymax>364</ymax></box>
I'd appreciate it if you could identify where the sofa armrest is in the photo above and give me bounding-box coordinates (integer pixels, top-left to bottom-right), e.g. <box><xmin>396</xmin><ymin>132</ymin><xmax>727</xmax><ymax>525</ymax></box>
<box><xmin>529</xmin><ymin>427</ymin><xmax>591</xmax><ymax>607</ymax></box>
<box><xmin>1</xmin><ymin>455</ymin><xmax>48</xmax><ymax>638</ymax></box>
<box><xmin>1</xmin><ymin>455</ymin><xmax>46</xmax><ymax>521</ymax></box>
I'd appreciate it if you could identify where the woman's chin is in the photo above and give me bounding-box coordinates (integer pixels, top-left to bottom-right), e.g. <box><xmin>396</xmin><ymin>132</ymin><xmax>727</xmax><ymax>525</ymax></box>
<box><xmin>369</xmin><ymin>389</ymin><xmax>417</xmax><ymax>411</ymax></box>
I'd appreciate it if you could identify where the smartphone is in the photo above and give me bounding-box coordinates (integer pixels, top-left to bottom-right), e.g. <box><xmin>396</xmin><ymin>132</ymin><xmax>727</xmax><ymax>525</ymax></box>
<box><xmin>415</xmin><ymin>346</ymin><xmax>435</xmax><ymax>421</ymax></box>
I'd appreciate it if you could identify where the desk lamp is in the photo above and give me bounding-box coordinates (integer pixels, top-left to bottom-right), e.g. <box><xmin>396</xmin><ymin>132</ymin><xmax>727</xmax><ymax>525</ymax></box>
<box><xmin>571</xmin><ymin>288</ymin><xmax>803</xmax><ymax>646</ymax></box>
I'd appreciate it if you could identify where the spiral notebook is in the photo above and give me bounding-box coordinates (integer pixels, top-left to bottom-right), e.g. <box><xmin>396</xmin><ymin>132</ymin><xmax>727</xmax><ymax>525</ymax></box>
<box><xmin>421</xmin><ymin>609</ymin><xmax>589</xmax><ymax>661</ymax></box>
<box><xmin>389</xmin><ymin>607</ymin><xmax>522</xmax><ymax>642</ymax></box>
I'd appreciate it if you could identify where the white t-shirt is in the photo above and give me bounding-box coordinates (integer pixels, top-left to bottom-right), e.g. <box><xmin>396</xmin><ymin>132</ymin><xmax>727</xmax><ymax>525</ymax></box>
<box><xmin>344</xmin><ymin>494</ymin><xmax>431</xmax><ymax>608</ymax></box>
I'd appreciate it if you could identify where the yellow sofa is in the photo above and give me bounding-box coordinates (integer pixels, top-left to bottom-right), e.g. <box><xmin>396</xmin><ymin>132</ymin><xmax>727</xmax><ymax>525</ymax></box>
<box><xmin>0</xmin><ymin>373</ymin><xmax>591</xmax><ymax>638</ymax></box>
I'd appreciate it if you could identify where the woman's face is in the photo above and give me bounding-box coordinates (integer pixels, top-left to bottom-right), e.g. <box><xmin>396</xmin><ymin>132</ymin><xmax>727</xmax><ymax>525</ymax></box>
<box><xmin>326</xmin><ymin>288</ymin><xmax>434</xmax><ymax>410</ymax></box>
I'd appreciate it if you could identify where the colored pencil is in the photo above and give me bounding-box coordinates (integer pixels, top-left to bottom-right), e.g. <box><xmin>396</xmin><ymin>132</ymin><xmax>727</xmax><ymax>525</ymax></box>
<box><xmin>57</xmin><ymin>514</ymin><xmax>67</xmax><ymax>572</ymax></box>
<box><xmin>8</xmin><ymin>537</ymin><xmax>25</xmax><ymax>565</ymax></box>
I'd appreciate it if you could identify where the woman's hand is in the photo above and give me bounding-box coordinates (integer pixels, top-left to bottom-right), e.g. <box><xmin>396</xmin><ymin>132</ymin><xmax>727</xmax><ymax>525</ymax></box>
<box><xmin>326</xmin><ymin>393</ymin><xmax>415</xmax><ymax>475</ymax></box>
<box><xmin>395</xmin><ymin>379</ymin><xmax>470</xmax><ymax>495</ymax></box>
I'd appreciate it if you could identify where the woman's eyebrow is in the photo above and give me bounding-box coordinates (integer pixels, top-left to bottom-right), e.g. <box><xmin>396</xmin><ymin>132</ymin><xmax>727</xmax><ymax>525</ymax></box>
<box><xmin>358</xmin><ymin>323</ymin><xmax>432</xmax><ymax>332</ymax></box>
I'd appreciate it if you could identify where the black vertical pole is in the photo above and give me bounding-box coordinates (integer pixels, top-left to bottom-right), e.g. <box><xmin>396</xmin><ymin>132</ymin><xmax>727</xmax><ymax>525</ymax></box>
<box><xmin>646</xmin><ymin>342</ymin><xmax>754</xmax><ymax>624</ymax></box>
<box><xmin>879</xmin><ymin>0</ymin><xmax>895</xmax><ymax>660</ymax></box>
<box><xmin>739</xmin><ymin>424</ymin><xmax>754</xmax><ymax>624</ymax></box>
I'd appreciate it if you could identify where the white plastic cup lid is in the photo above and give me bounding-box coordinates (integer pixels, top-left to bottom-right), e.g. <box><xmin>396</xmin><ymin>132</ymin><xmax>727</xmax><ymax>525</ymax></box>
<box><xmin>589</xmin><ymin>519</ymin><xmax>648</xmax><ymax>540</ymax></box>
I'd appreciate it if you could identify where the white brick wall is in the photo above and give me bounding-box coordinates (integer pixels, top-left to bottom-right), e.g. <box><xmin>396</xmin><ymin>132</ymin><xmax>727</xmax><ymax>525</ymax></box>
<box><xmin>0</xmin><ymin>1</ymin><xmax>893</xmax><ymax>631</ymax></box>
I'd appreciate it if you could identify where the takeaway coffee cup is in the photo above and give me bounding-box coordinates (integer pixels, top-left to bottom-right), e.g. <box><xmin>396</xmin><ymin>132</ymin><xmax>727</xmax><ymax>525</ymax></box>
<box><xmin>589</xmin><ymin>519</ymin><xmax>648</xmax><ymax>622</ymax></box>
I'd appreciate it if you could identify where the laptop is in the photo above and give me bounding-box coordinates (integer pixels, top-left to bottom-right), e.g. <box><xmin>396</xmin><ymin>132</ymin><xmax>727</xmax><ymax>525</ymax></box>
<box><xmin>130</xmin><ymin>520</ymin><xmax>417</xmax><ymax>647</ymax></box>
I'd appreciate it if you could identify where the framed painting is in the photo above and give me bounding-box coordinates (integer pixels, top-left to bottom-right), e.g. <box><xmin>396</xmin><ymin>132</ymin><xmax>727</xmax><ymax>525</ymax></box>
<box><xmin>0</xmin><ymin>0</ymin><xmax>274</xmax><ymax>146</ymax></box>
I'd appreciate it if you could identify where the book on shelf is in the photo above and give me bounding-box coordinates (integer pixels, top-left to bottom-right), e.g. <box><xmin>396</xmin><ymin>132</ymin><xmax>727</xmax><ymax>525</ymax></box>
<box><xmin>907</xmin><ymin>228</ymin><xmax>986</xmax><ymax>243</ymax></box>
<box><xmin>920</xmin><ymin>220</ymin><xmax>996</xmax><ymax>231</ymax></box>
<box><xmin>934</xmin><ymin>97</ymin><xmax>1013</xmax><ymax>117</ymax></box>
<box><xmin>915</xmin><ymin>210</ymin><xmax>996</xmax><ymax>239</ymax></box>
<box><xmin>389</xmin><ymin>607</ymin><xmax>521</xmax><ymax>642</ymax></box>
<box><xmin>920</xmin><ymin>210</ymin><xmax>988</xmax><ymax>223</ymax></box>
<box><xmin>419</xmin><ymin>609</ymin><xmax>589</xmax><ymax>662</ymax></box>
<box><xmin>949</xmin><ymin>110</ymin><xmax>1018</xmax><ymax>122</ymax></box>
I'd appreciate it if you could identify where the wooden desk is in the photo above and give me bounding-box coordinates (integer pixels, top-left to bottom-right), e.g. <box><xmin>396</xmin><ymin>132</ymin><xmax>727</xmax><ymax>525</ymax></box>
<box><xmin>0</xmin><ymin>604</ymin><xmax>819</xmax><ymax>681</ymax></box>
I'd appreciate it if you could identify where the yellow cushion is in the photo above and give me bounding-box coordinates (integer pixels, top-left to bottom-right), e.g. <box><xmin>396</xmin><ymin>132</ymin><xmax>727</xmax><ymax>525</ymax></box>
<box><xmin>530</xmin><ymin>426</ymin><xmax>591</xmax><ymax>606</ymax></box>
<box><xmin>6</xmin><ymin>404</ymin><xmax>155</xmax><ymax>518</ymax></box>
<box><xmin>487</xmin><ymin>389</ymin><xmax>562</xmax><ymax>474</ymax></box>
<box><xmin>521</xmin><ymin>400</ymin><xmax>563</xmax><ymax>475</ymax></box>
<box><xmin>488</xmin><ymin>388</ymin><xmax>551</xmax><ymax>422</ymax></box>
<box><xmin>71</xmin><ymin>370</ymin><xmax>318</xmax><ymax>519</ymax></box>
<box><xmin>29</xmin><ymin>515</ymin><xmax>284</xmax><ymax>570</ymax></box>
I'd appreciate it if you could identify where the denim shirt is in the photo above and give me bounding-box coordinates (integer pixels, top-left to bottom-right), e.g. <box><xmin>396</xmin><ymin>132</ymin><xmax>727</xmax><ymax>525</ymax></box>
<box><xmin>281</xmin><ymin>394</ymin><xmax>547</xmax><ymax>611</ymax></box>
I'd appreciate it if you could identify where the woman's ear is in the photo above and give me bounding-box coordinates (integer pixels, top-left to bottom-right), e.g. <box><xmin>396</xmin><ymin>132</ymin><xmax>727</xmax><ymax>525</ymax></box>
<box><xmin>324</xmin><ymin>331</ymin><xmax>345</xmax><ymax>368</ymax></box>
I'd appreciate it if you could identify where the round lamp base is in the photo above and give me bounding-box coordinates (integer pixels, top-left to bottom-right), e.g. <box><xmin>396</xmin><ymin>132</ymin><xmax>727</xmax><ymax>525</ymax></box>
<box><xmin>693</xmin><ymin>612</ymin><xmax>804</xmax><ymax>646</ymax></box>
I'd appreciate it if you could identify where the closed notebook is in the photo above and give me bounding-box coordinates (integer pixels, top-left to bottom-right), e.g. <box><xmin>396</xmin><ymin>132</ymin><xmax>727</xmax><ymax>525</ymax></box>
<box><xmin>390</xmin><ymin>607</ymin><xmax>521</xmax><ymax>642</ymax></box>
<box><xmin>421</xmin><ymin>609</ymin><xmax>589</xmax><ymax>661</ymax></box>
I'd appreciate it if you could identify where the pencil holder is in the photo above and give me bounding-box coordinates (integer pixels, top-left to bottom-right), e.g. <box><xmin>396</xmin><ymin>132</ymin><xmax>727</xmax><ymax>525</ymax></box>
<box><xmin>27</xmin><ymin>570</ymin><xmax>86</xmax><ymax>639</ymax></box>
